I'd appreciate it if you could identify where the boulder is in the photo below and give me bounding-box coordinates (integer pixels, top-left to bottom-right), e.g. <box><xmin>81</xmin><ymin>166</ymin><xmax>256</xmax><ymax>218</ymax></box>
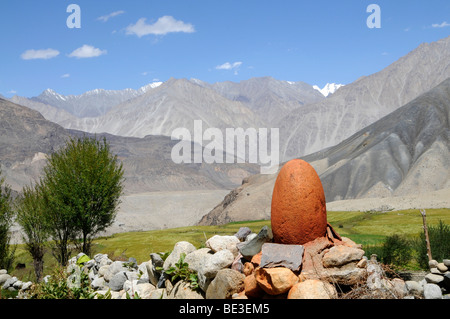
<box><xmin>425</xmin><ymin>273</ymin><xmax>444</xmax><ymax>285</ymax></box>
<box><xmin>424</xmin><ymin>283</ymin><xmax>443</xmax><ymax>299</ymax></box>
<box><xmin>271</xmin><ymin>159</ymin><xmax>327</xmax><ymax>245</ymax></box>
<box><xmin>322</xmin><ymin>245</ymin><xmax>365</xmax><ymax>268</ymax></box>
<box><xmin>168</xmin><ymin>280</ymin><xmax>204</xmax><ymax>299</ymax></box>
<box><xmin>437</xmin><ymin>263</ymin><xmax>448</xmax><ymax>273</ymax></box>
<box><xmin>134</xmin><ymin>282</ymin><xmax>156</xmax><ymax>299</ymax></box>
<box><xmin>405</xmin><ymin>280</ymin><xmax>424</xmax><ymax>296</ymax></box>
<box><xmin>200</xmin><ymin>249</ymin><xmax>235</xmax><ymax>279</ymax></box>
<box><xmin>163</xmin><ymin>241</ymin><xmax>197</xmax><ymax>271</ymax></box>
<box><xmin>184</xmin><ymin>248</ymin><xmax>213</xmax><ymax>273</ymax></box>
<box><xmin>255</xmin><ymin>267</ymin><xmax>298</xmax><ymax>295</ymax></box>
<box><xmin>0</xmin><ymin>273</ymin><xmax>11</xmax><ymax>286</ymax></box>
<box><xmin>206</xmin><ymin>235</ymin><xmax>240</xmax><ymax>257</ymax></box>
<box><xmin>259</xmin><ymin>243</ymin><xmax>304</xmax><ymax>271</ymax></box>
<box><xmin>108</xmin><ymin>271</ymin><xmax>127</xmax><ymax>291</ymax></box>
<box><xmin>288</xmin><ymin>279</ymin><xmax>338</xmax><ymax>299</ymax></box>
<box><xmin>206</xmin><ymin>269</ymin><xmax>245</xmax><ymax>299</ymax></box>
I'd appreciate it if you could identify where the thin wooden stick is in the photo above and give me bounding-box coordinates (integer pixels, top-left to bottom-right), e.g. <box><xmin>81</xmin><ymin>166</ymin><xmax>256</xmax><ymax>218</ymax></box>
<box><xmin>420</xmin><ymin>209</ymin><xmax>432</xmax><ymax>262</ymax></box>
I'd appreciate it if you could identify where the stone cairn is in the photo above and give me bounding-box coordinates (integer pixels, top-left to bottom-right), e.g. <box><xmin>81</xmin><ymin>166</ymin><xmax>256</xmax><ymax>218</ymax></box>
<box><xmin>2</xmin><ymin>159</ymin><xmax>449</xmax><ymax>299</ymax></box>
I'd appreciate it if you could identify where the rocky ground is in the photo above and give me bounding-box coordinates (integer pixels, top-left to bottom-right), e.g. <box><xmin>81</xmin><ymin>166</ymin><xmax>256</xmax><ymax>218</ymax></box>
<box><xmin>2</xmin><ymin>225</ymin><xmax>449</xmax><ymax>300</ymax></box>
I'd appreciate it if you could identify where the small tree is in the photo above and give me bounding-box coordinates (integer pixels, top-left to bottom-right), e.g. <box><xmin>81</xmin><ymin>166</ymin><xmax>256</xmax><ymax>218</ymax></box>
<box><xmin>0</xmin><ymin>170</ymin><xmax>15</xmax><ymax>271</ymax></box>
<box><xmin>42</xmin><ymin>136</ymin><xmax>124</xmax><ymax>262</ymax></box>
<box><xmin>16</xmin><ymin>182</ymin><xmax>49</xmax><ymax>282</ymax></box>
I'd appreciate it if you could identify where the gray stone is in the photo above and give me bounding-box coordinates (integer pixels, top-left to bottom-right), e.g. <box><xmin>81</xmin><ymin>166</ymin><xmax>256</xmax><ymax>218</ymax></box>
<box><xmin>135</xmin><ymin>282</ymin><xmax>156</xmax><ymax>299</ymax></box>
<box><xmin>2</xmin><ymin>276</ymin><xmax>18</xmax><ymax>290</ymax></box>
<box><xmin>91</xmin><ymin>276</ymin><xmax>107</xmax><ymax>290</ymax></box>
<box><xmin>201</xmin><ymin>249</ymin><xmax>235</xmax><ymax>279</ymax></box>
<box><xmin>324</xmin><ymin>262</ymin><xmax>367</xmax><ymax>286</ymax></box>
<box><xmin>425</xmin><ymin>273</ymin><xmax>444</xmax><ymax>285</ymax></box>
<box><xmin>0</xmin><ymin>269</ymin><xmax>7</xmax><ymax>275</ymax></box>
<box><xmin>206</xmin><ymin>235</ymin><xmax>240</xmax><ymax>257</ymax></box>
<box><xmin>206</xmin><ymin>269</ymin><xmax>245</xmax><ymax>299</ymax></box>
<box><xmin>234</xmin><ymin>227</ymin><xmax>252</xmax><ymax>241</ymax></box>
<box><xmin>12</xmin><ymin>280</ymin><xmax>23</xmax><ymax>290</ymax></box>
<box><xmin>322</xmin><ymin>245</ymin><xmax>365</xmax><ymax>268</ymax></box>
<box><xmin>405</xmin><ymin>280</ymin><xmax>424</xmax><ymax>296</ymax></box>
<box><xmin>259</xmin><ymin>243</ymin><xmax>304</xmax><ymax>271</ymax></box>
<box><xmin>108</xmin><ymin>271</ymin><xmax>128</xmax><ymax>291</ymax></box>
<box><xmin>145</xmin><ymin>260</ymin><xmax>160</xmax><ymax>286</ymax></box>
<box><xmin>163</xmin><ymin>241</ymin><xmax>196</xmax><ymax>271</ymax></box>
<box><xmin>424</xmin><ymin>283</ymin><xmax>443</xmax><ymax>299</ymax></box>
<box><xmin>168</xmin><ymin>280</ymin><xmax>204</xmax><ymax>299</ymax></box>
<box><xmin>0</xmin><ymin>273</ymin><xmax>11</xmax><ymax>286</ymax></box>
<box><xmin>150</xmin><ymin>253</ymin><xmax>164</xmax><ymax>268</ymax></box>
<box><xmin>429</xmin><ymin>259</ymin><xmax>438</xmax><ymax>268</ymax></box>
<box><xmin>437</xmin><ymin>263</ymin><xmax>448</xmax><ymax>273</ymax></box>
<box><xmin>237</xmin><ymin>226</ymin><xmax>273</xmax><ymax>260</ymax></box>
<box><xmin>148</xmin><ymin>288</ymin><xmax>167</xmax><ymax>299</ymax></box>
<box><xmin>443</xmin><ymin>259</ymin><xmax>450</xmax><ymax>267</ymax></box>
<box><xmin>184</xmin><ymin>248</ymin><xmax>213</xmax><ymax>273</ymax></box>
<box><xmin>21</xmin><ymin>281</ymin><xmax>33</xmax><ymax>291</ymax></box>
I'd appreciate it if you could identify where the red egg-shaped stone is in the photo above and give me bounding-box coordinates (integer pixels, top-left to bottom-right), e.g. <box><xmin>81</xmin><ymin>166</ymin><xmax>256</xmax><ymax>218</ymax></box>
<box><xmin>271</xmin><ymin>159</ymin><xmax>327</xmax><ymax>245</ymax></box>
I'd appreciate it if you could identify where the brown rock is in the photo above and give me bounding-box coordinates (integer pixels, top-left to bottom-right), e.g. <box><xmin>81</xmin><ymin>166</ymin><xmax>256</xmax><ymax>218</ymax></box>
<box><xmin>255</xmin><ymin>267</ymin><xmax>299</xmax><ymax>295</ymax></box>
<box><xmin>244</xmin><ymin>274</ymin><xmax>265</xmax><ymax>298</ymax></box>
<box><xmin>271</xmin><ymin>159</ymin><xmax>327</xmax><ymax>245</ymax></box>
<box><xmin>243</xmin><ymin>262</ymin><xmax>254</xmax><ymax>276</ymax></box>
<box><xmin>288</xmin><ymin>279</ymin><xmax>337</xmax><ymax>299</ymax></box>
<box><xmin>251</xmin><ymin>251</ymin><xmax>262</xmax><ymax>267</ymax></box>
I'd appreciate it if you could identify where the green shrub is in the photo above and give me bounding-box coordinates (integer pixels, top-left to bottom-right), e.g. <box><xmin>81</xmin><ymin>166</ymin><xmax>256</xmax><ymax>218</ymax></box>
<box><xmin>415</xmin><ymin>220</ymin><xmax>450</xmax><ymax>269</ymax></box>
<box><xmin>29</xmin><ymin>265</ymin><xmax>96</xmax><ymax>299</ymax></box>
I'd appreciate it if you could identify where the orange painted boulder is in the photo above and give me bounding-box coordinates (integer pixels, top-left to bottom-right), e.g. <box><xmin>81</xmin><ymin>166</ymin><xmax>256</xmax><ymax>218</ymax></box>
<box><xmin>271</xmin><ymin>159</ymin><xmax>327</xmax><ymax>245</ymax></box>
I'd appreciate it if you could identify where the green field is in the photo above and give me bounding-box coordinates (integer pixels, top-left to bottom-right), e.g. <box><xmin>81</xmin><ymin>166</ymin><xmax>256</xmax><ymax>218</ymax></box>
<box><xmin>8</xmin><ymin>208</ymin><xmax>450</xmax><ymax>281</ymax></box>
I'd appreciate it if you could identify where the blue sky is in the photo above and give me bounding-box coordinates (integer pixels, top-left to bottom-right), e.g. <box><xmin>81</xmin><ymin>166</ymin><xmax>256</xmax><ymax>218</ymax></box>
<box><xmin>1</xmin><ymin>0</ymin><xmax>449</xmax><ymax>97</ymax></box>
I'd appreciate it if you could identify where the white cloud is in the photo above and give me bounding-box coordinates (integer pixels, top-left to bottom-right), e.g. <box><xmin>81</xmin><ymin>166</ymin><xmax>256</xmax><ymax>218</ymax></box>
<box><xmin>432</xmin><ymin>21</ymin><xmax>450</xmax><ymax>28</ymax></box>
<box><xmin>215</xmin><ymin>62</ymin><xmax>243</xmax><ymax>70</ymax></box>
<box><xmin>97</xmin><ymin>10</ymin><xmax>125</xmax><ymax>22</ymax></box>
<box><xmin>216</xmin><ymin>61</ymin><xmax>243</xmax><ymax>75</ymax></box>
<box><xmin>8</xmin><ymin>90</ymin><xmax>17</xmax><ymax>94</ymax></box>
<box><xmin>61</xmin><ymin>73</ymin><xmax>70</xmax><ymax>78</ymax></box>
<box><xmin>126</xmin><ymin>16</ymin><xmax>195</xmax><ymax>37</ymax></box>
<box><xmin>68</xmin><ymin>45</ymin><xmax>107</xmax><ymax>59</ymax></box>
<box><xmin>21</xmin><ymin>48</ymin><xmax>60</xmax><ymax>60</ymax></box>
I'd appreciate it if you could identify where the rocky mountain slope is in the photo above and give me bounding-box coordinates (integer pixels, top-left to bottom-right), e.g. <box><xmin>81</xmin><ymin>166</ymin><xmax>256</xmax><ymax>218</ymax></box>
<box><xmin>279</xmin><ymin>35</ymin><xmax>450</xmax><ymax>161</ymax></box>
<box><xmin>30</xmin><ymin>82</ymin><xmax>162</xmax><ymax>118</ymax></box>
<box><xmin>0</xmin><ymin>97</ymin><xmax>259</xmax><ymax>194</ymax></box>
<box><xmin>194</xmin><ymin>76</ymin><xmax>324</xmax><ymax>124</ymax></box>
<box><xmin>198</xmin><ymin>77</ymin><xmax>450</xmax><ymax>225</ymax></box>
<box><xmin>53</xmin><ymin>78</ymin><xmax>266</xmax><ymax>138</ymax></box>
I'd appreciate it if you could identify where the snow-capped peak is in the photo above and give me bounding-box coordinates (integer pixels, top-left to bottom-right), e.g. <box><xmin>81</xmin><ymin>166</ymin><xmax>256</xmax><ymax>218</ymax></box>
<box><xmin>138</xmin><ymin>81</ymin><xmax>163</xmax><ymax>94</ymax></box>
<box><xmin>43</xmin><ymin>88</ymin><xmax>67</xmax><ymax>101</ymax></box>
<box><xmin>313</xmin><ymin>83</ymin><xmax>345</xmax><ymax>97</ymax></box>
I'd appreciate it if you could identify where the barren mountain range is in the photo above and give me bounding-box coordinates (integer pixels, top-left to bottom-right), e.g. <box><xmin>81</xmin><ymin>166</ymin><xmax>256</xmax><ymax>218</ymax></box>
<box><xmin>0</xmin><ymin>98</ymin><xmax>259</xmax><ymax>195</ymax></box>
<box><xmin>199</xmin><ymin>77</ymin><xmax>450</xmax><ymax>225</ymax></box>
<box><xmin>2</xmin><ymin>35</ymin><xmax>450</xmax><ymax>231</ymax></box>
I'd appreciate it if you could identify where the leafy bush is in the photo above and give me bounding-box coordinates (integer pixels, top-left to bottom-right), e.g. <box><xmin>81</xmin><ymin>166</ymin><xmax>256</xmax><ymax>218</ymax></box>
<box><xmin>363</xmin><ymin>234</ymin><xmax>413</xmax><ymax>271</ymax></box>
<box><xmin>157</xmin><ymin>253</ymin><xmax>200</xmax><ymax>291</ymax></box>
<box><xmin>29</xmin><ymin>265</ymin><xmax>96</xmax><ymax>299</ymax></box>
<box><xmin>415</xmin><ymin>220</ymin><xmax>450</xmax><ymax>269</ymax></box>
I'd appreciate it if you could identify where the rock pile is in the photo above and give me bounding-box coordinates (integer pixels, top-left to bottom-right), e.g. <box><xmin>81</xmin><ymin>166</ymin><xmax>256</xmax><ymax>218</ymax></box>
<box><xmin>2</xmin><ymin>159</ymin><xmax>449</xmax><ymax>299</ymax></box>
